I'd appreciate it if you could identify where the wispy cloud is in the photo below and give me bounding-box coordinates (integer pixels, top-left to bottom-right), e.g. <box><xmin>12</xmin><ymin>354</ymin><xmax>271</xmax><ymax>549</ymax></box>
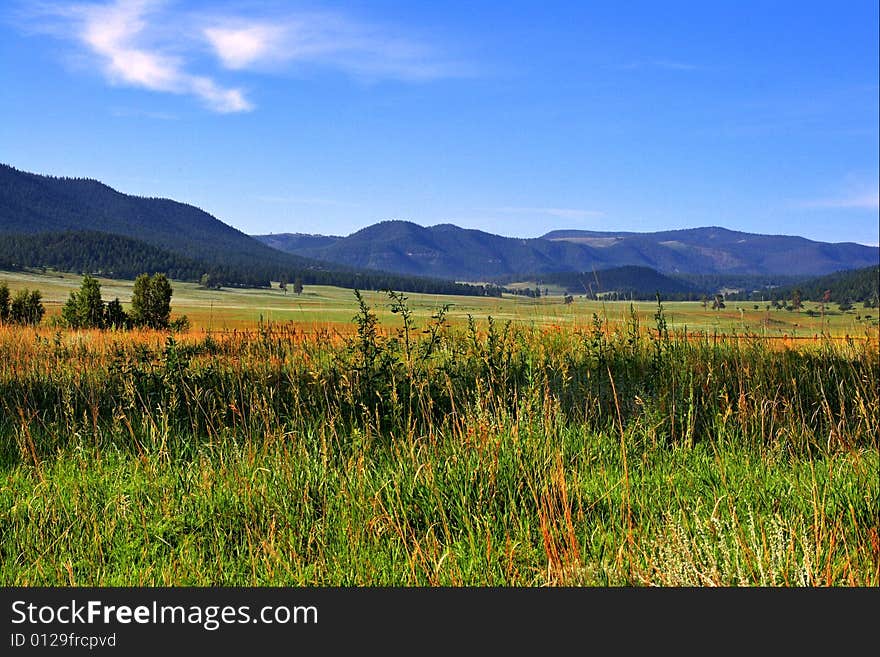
<box><xmin>798</xmin><ymin>193</ymin><xmax>880</xmax><ymax>210</ymax></box>
<box><xmin>15</xmin><ymin>0</ymin><xmax>464</xmax><ymax>113</ymax></box>
<box><xmin>493</xmin><ymin>207</ymin><xmax>605</xmax><ymax>220</ymax></box>
<box><xmin>31</xmin><ymin>0</ymin><xmax>252</xmax><ymax>112</ymax></box>
<box><xmin>200</xmin><ymin>13</ymin><xmax>466</xmax><ymax>81</ymax></box>
<box><xmin>203</xmin><ymin>23</ymin><xmax>287</xmax><ymax>71</ymax></box>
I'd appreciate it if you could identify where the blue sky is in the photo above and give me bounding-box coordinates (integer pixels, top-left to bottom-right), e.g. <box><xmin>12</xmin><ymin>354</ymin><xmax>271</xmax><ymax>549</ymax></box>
<box><xmin>1</xmin><ymin>1</ymin><xmax>878</xmax><ymax>245</ymax></box>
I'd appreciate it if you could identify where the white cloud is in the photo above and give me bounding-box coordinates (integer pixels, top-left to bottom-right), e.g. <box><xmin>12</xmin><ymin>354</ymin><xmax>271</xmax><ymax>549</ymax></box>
<box><xmin>200</xmin><ymin>13</ymin><xmax>464</xmax><ymax>81</ymax></box>
<box><xmin>188</xmin><ymin>75</ymin><xmax>251</xmax><ymax>113</ymax></box>
<box><xmin>28</xmin><ymin>0</ymin><xmax>252</xmax><ymax>112</ymax></box>
<box><xmin>18</xmin><ymin>1</ymin><xmax>462</xmax><ymax>112</ymax></box>
<box><xmin>203</xmin><ymin>23</ymin><xmax>286</xmax><ymax>70</ymax></box>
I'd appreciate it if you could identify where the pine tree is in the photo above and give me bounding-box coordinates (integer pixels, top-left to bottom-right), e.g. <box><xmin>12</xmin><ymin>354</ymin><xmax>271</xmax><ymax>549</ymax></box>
<box><xmin>131</xmin><ymin>273</ymin><xmax>173</xmax><ymax>329</ymax></box>
<box><xmin>0</xmin><ymin>282</ymin><xmax>9</xmax><ymax>322</ymax></box>
<box><xmin>62</xmin><ymin>274</ymin><xmax>105</xmax><ymax>328</ymax></box>
<box><xmin>10</xmin><ymin>289</ymin><xmax>44</xmax><ymax>325</ymax></box>
<box><xmin>27</xmin><ymin>290</ymin><xmax>45</xmax><ymax>325</ymax></box>
<box><xmin>104</xmin><ymin>298</ymin><xmax>129</xmax><ymax>329</ymax></box>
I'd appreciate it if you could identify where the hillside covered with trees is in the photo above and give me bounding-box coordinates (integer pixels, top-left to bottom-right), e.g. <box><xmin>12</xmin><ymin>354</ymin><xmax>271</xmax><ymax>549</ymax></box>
<box><xmin>0</xmin><ymin>165</ymin><xmax>499</xmax><ymax>297</ymax></box>
<box><xmin>255</xmin><ymin>221</ymin><xmax>879</xmax><ymax>280</ymax></box>
<box><xmin>771</xmin><ymin>266</ymin><xmax>879</xmax><ymax>306</ymax></box>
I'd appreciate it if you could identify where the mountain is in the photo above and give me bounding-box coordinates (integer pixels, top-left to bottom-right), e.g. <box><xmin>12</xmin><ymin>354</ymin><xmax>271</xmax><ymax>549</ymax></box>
<box><xmin>0</xmin><ymin>163</ymin><xmax>320</xmax><ymax>284</ymax></box>
<box><xmin>258</xmin><ymin>233</ymin><xmax>342</xmax><ymax>252</ymax></box>
<box><xmin>542</xmin><ymin>227</ymin><xmax>878</xmax><ymax>277</ymax></box>
<box><xmin>258</xmin><ymin>221</ymin><xmax>600</xmax><ymax>281</ymax></box>
<box><xmin>5</xmin><ymin>162</ymin><xmax>874</xmax><ymax>294</ymax></box>
<box><xmin>0</xmin><ymin>164</ymin><xmax>495</xmax><ymax>296</ymax></box>
<box><xmin>255</xmin><ymin>221</ymin><xmax>878</xmax><ymax>281</ymax></box>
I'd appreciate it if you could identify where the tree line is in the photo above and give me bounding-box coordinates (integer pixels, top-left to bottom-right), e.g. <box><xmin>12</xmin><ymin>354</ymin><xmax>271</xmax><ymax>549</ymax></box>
<box><xmin>766</xmin><ymin>266</ymin><xmax>879</xmax><ymax>307</ymax></box>
<box><xmin>0</xmin><ymin>274</ymin><xmax>182</xmax><ymax>330</ymax></box>
<box><xmin>0</xmin><ymin>230</ymin><xmax>504</xmax><ymax>297</ymax></box>
<box><xmin>0</xmin><ymin>231</ymin><xmax>270</xmax><ymax>288</ymax></box>
<box><xmin>0</xmin><ymin>283</ymin><xmax>44</xmax><ymax>325</ymax></box>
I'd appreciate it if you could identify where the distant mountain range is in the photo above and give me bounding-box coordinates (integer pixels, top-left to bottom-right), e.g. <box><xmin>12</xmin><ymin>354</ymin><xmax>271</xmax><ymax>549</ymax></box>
<box><xmin>254</xmin><ymin>220</ymin><xmax>878</xmax><ymax>281</ymax></box>
<box><xmin>1</xmin><ymin>163</ymin><xmax>876</xmax><ymax>299</ymax></box>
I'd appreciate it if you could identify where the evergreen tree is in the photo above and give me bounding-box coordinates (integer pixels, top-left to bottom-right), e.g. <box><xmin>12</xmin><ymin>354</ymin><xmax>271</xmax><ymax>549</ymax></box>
<box><xmin>200</xmin><ymin>272</ymin><xmax>222</xmax><ymax>289</ymax></box>
<box><xmin>293</xmin><ymin>275</ymin><xmax>304</xmax><ymax>295</ymax></box>
<box><xmin>10</xmin><ymin>291</ymin><xmax>27</xmax><ymax>324</ymax></box>
<box><xmin>27</xmin><ymin>290</ymin><xmax>45</xmax><ymax>325</ymax></box>
<box><xmin>104</xmin><ymin>298</ymin><xmax>130</xmax><ymax>329</ymax></box>
<box><xmin>62</xmin><ymin>274</ymin><xmax>105</xmax><ymax>328</ymax></box>
<box><xmin>131</xmin><ymin>273</ymin><xmax>173</xmax><ymax>329</ymax></box>
<box><xmin>10</xmin><ymin>289</ymin><xmax>44</xmax><ymax>325</ymax></box>
<box><xmin>61</xmin><ymin>290</ymin><xmax>78</xmax><ymax>327</ymax></box>
<box><xmin>0</xmin><ymin>282</ymin><xmax>9</xmax><ymax>322</ymax></box>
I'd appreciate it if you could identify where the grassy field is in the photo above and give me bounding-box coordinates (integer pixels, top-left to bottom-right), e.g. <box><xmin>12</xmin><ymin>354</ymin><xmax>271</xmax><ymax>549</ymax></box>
<box><xmin>2</xmin><ymin>268</ymin><xmax>878</xmax><ymax>338</ymax></box>
<box><xmin>0</xmin><ymin>269</ymin><xmax>878</xmax><ymax>586</ymax></box>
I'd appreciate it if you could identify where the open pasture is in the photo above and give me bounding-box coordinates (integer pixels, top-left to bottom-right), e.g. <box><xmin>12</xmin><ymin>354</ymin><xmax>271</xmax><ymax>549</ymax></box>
<box><xmin>2</xmin><ymin>269</ymin><xmax>876</xmax><ymax>340</ymax></box>
<box><xmin>0</xmin><ymin>272</ymin><xmax>876</xmax><ymax>586</ymax></box>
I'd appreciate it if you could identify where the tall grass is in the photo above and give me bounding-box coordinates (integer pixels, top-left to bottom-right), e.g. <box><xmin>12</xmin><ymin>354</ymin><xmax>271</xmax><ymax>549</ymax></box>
<box><xmin>0</xmin><ymin>297</ymin><xmax>877</xmax><ymax>585</ymax></box>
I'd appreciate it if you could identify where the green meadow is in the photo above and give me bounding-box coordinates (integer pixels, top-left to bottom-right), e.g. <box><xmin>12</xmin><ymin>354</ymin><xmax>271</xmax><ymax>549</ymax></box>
<box><xmin>0</xmin><ymin>269</ymin><xmax>877</xmax><ymax>585</ymax></box>
<box><xmin>2</xmin><ymin>268</ymin><xmax>876</xmax><ymax>337</ymax></box>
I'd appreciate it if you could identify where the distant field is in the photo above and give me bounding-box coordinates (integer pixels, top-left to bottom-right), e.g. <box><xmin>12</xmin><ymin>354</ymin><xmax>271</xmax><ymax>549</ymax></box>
<box><xmin>2</xmin><ymin>268</ymin><xmax>877</xmax><ymax>339</ymax></box>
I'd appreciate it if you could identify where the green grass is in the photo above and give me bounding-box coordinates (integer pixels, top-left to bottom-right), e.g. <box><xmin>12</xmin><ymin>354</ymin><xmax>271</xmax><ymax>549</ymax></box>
<box><xmin>0</xmin><ymin>289</ymin><xmax>877</xmax><ymax>586</ymax></box>
<box><xmin>3</xmin><ymin>424</ymin><xmax>875</xmax><ymax>585</ymax></box>
<box><xmin>3</xmin><ymin>268</ymin><xmax>878</xmax><ymax>337</ymax></box>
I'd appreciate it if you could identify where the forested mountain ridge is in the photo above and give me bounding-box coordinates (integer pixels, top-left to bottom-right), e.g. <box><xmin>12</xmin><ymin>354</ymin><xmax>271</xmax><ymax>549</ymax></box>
<box><xmin>255</xmin><ymin>221</ymin><xmax>878</xmax><ymax>280</ymax></box>
<box><xmin>0</xmin><ymin>164</ymin><xmax>498</xmax><ymax>295</ymax></box>
<box><xmin>542</xmin><ymin>226</ymin><xmax>877</xmax><ymax>277</ymax></box>
<box><xmin>4</xmin><ymin>163</ymin><xmax>875</xmax><ymax>297</ymax></box>
<box><xmin>0</xmin><ymin>163</ymin><xmax>320</xmax><ymax>275</ymax></box>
